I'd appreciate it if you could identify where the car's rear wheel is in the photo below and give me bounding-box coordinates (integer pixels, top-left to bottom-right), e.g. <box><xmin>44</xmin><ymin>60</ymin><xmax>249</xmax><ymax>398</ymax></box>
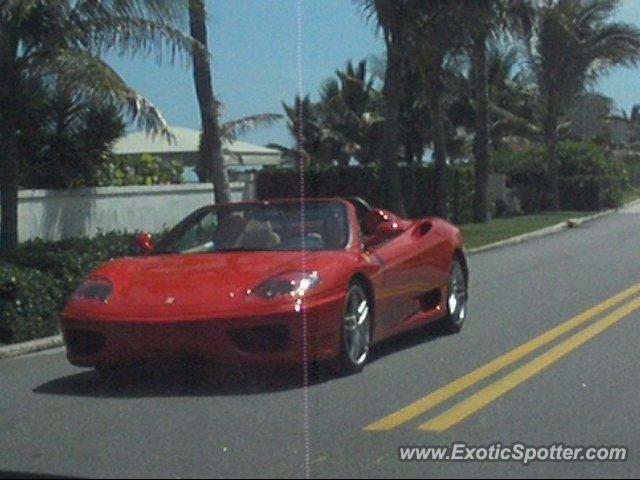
<box><xmin>336</xmin><ymin>283</ymin><xmax>372</xmax><ymax>374</ymax></box>
<box><xmin>442</xmin><ymin>258</ymin><xmax>468</xmax><ymax>333</ymax></box>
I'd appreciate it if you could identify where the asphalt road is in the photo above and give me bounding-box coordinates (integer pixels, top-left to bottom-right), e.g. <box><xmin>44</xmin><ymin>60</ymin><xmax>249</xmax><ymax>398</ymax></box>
<box><xmin>1</xmin><ymin>203</ymin><xmax>639</xmax><ymax>479</ymax></box>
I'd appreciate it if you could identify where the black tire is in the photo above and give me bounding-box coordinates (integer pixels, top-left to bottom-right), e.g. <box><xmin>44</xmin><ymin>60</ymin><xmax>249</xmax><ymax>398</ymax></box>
<box><xmin>335</xmin><ymin>282</ymin><xmax>372</xmax><ymax>375</ymax></box>
<box><xmin>441</xmin><ymin>258</ymin><xmax>468</xmax><ymax>333</ymax></box>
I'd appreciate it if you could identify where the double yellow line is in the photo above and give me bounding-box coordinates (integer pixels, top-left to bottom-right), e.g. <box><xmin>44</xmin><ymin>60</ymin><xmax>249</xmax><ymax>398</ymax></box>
<box><xmin>365</xmin><ymin>283</ymin><xmax>640</xmax><ymax>432</ymax></box>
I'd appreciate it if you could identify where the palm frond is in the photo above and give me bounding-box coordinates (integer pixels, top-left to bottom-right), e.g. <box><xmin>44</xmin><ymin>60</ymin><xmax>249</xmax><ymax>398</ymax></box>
<box><xmin>583</xmin><ymin>22</ymin><xmax>640</xmax><ymax>70</ymax></box>
<box><xmin>220</xmin><ymin>113</ymin><xmax>283</xmax><ymax>142</ymax></box>
<box><xmin>576</xmin><ymin>0</ymin><xmax>621</xmax><ymax>30</ymax></box>
<box><xmin>520</xmin><ymin>0</ymin><xmax>640</xmax><ymax>105</ymax></box>
<box><xmin>72</xmin><ymin>14</ymin><xmax>203</xmax><ymax>66</ymax></box>
<box><xmin>265</xmin><ymin>143</ymin><xmax>296</xmax><ymax>156</ymax></box>
<box><xmin>0</xmin><ymin>0</ymin><xmax>46</xmax><ymax>22</ymax></box>
<box><xmin>490</xmin><ymin>103</ymin><xmax>542</xmax><ymax>138</ymax></box>
<box><xmin>37</xmin><ymin>49</ymin><xmax>174</xmax><ymax>141</ymax></box>
<box><xmin>319</xmin><ymin>78</ymin><xmax>341</xmax><ymax>103</ymax></box>
<box><xmin>74</xmin><ymin>0</ymin><xmax>187</xmax><ymax>24</ymax></box>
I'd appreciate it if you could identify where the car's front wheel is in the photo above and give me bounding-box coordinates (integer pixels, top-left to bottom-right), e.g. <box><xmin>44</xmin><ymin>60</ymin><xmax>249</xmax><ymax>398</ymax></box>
<box><xmin>336</xmin><ymin>283</ymin><xmax>372</xmax><ymax>374</ymax></box>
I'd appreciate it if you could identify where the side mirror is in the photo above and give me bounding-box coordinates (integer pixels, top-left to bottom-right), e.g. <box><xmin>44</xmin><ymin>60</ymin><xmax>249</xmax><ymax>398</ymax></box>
<box><xmin>133</xmin><ymin>232</ymin><xmax>154</xmax><ymax>255</ymax></box>
<box><xmin>372</xmin><ymin>219</ymin><xmax>406</xmax><ymax>242</ymax></box>
<box><xmin>363</xmin><ymin>209</ymin><xmax>396</xmax><ymax>236</ymax></box>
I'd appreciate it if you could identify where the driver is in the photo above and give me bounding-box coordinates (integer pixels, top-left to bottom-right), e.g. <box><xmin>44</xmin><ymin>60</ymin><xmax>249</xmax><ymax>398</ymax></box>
<box><xmin>234</xmin><ymin>219</ymin><xmax>281</xmax><ymax>250</ymax></box>
<box><xmin>212</xmin><ymin>214</ymin><xmax>247</xmax><ymax>250</ymax></box>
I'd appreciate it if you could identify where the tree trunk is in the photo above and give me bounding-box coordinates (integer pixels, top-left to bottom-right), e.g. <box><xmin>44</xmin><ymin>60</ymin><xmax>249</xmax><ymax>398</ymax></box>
<box><xmin>416</xmin><ymin>140</ymin><xmax>425</xmax><ymax>166</ymax></box>
<box><xmin>544</xmin><ymin>91</ymin><xmax>561</xmax><ymax>211</ymax></box>
<box><xmin>189</xmin><ymin>0</ymin><xmax>230</xmax><ymax>205</ymax></box>
<box><xmin>0</xmin><ymin>109</ymin><xmax>19</xmax><ymax>249</ymax></box>
<box><xmin>472</xmin><ymin>31</ymin><xmax>491</xmax><ymax>223</ymax></box>
<box><xmin>0</xmin><ymin>170</ymin><xmax>18</xmax><ymax>250</ymax></box>
<box><xmin>430</xmin><ymin>83</ymin><xmax>448</xmax><ymax>219</ymax></box>
<box><xmin>404</xmin><ymin>139</ymin><xmax>411</xmax><ymax>164</ymax></box>
<box><xmin>0</xmin><ymin>33</ymin><xmax>20</xmax><ymax>249</ymax></box>
<box><xmin>381</xmin><ymin>40</ymin><xmax>407</xmax><ymax>217</ymax></box>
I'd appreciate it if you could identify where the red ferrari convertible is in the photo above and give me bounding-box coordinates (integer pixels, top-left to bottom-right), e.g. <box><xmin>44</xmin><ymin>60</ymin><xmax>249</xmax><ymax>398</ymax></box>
<box><xmin>61</xmin><ymin>198</ymin><xmax>468</xmax><ymax>374</ymax></box>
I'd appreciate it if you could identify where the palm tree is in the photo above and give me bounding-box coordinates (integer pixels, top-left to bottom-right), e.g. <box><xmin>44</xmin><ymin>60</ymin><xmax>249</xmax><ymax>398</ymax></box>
<box><xmin>277</xmin><ymin>62</ymin><xmax>382</xmax><ymax>169</ymax></box>
<box><xmin>180</xmin><ymin>1</ymin><xmax>284</xmax><ymax>200</ymax></box>
<box><xmin>398</xmin><ymin>58</ymin><xmax>437</xmax><ymax>166</ymax></box>
<box><xmin>457</xmin><ymin>1</ymin><xmax>509</xmax><ymax>223</ymax></box>
<box><xmin>188</xmin><ymin>0</ymin><xmax>230</xmax><ymax>204</ymax></box>
<box><xmin>485</xmin><ymin>44</ymin><xmax>541</xmax><ymax>147</ymax></box>
<box><xmin>409</xmin><ymin>1</ymin><xmax>468</xmax><ymax>218</ymax></box>
<box><xmin>278</xmin><ymin>95</ymin><xmax>329</xmax><ymax>165</ymax></box>
<box><xmin>440</xmin><ymin>44</ymin><xmax>542</xmax><ymax>156</ymax></box>
<box><xmin>517</xmin><ymin>0</ymin><xmax>640</xmax><ymax>210</ymax></box>
<box><xmin>0</xmin><ymin>0</ymin><xmax>198</xmax><ymax>249</ymax></box>
<box><xmin>318</xmin><ymin>60</ymin><xmax>383</xmax><ymax>166</ymax></box>
<box><xmin>358</xmin><ymin>0</ymin><xmax>414</xmax><ymax>217</ymax></box>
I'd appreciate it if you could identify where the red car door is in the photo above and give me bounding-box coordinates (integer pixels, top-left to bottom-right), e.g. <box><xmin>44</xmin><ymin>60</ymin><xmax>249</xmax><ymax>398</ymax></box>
<box><xmin>368</xmin><ymin>220</ymin><xmax>447</xmax><ymax>336</ymax></box>
<box><xmin>411</xmin><ymin>219</ymin><xmax>451</xmax><ymax>294</ymax></box>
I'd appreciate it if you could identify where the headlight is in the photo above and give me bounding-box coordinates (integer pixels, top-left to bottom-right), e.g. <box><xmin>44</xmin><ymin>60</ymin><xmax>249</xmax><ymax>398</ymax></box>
<box><xmin>72</xmin><ymin>278</ymin><xmax>113</xmax><ymax>303</ymax></box>
<box><xmin>254</xmin><ymin>271</ymin><xmax>320</xmax><ymax>299</ymax></box>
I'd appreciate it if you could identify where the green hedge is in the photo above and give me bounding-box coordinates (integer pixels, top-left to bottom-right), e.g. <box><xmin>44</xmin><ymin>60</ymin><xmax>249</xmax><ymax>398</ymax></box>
<box><xmin>0</xmin><ymin>263</ymin><xmax>65</xmax><ymax>343</ymax></box>
<box><xmin>257</xmin><ymin>165</ymin><xmax>475</xmax><ymax>224</ymax></box>
<box><xmin>1</xmin><ymin>233</ymin><xmax>133</xmax><ymax>291</ymax></box>
<box><xmin>492</xmin><ymin>140</ymin><xmax>628</xmax><ymax>213</ymax></box>
<box><xmin>0</xmin><ymin>233</ymin><xmax>134</xmax><ymax>344</ymax></box>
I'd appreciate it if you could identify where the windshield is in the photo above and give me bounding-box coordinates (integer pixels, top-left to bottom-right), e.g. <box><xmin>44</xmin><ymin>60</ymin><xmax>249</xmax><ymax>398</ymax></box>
<box><xmin>154</xmin><ymin>201</ymin><xmax>350</xmax><ymax>254</ymax></box>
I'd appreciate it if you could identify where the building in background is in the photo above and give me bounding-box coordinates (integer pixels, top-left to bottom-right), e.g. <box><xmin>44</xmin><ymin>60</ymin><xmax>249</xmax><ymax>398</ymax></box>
<box><xmin>113</xmin><ymin>127</ymin><xmax>284</xmax><ymax>182</ymax></box>
<box><xmin>569</xmin><ymin>93</ymin><xmax>613</xmax><ymax>141</ymax></box>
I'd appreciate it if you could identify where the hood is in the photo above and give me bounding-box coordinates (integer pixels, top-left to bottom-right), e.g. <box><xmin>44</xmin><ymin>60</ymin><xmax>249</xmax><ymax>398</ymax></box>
<box><xmin>77</xmin><ymin>251</ymin><xmax>352</xmax><ymax>319</ymax></box>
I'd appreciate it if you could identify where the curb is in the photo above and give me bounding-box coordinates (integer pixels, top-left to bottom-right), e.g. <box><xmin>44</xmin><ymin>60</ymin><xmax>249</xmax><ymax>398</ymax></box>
<box><xmin>468</xmin><ymin>198</ymin><xmax>640</xmax><ymax>255</ymax></box>
<box><xmin>0</xmin><ymin>334</ymin><xmax>63</xmax><ymax>360</ymax></box>
<box><xmin>2</xmin><ymin>198</ymin><xmax>639</xmax><ymax>361</ymax></box>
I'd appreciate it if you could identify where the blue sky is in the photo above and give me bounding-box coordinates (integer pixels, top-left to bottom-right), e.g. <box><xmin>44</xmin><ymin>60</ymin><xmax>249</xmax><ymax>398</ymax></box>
<box><xmin>108</xmin><ymin>0</ymin><xmax>640</xmax><ymax>148</ymax></box>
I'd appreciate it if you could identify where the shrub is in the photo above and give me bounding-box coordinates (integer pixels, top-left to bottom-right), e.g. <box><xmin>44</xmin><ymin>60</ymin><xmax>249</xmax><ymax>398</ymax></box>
<box><xmin>618</xmin><ymin>151</ymin><xmax>640</xmax><ymax>188</ymax></box>
<box><xmin>0</xmin><ymin>263</ymin><xmax>65</xmax><ymax>344</ymax></box>
<box><xmin>96</xmin><ymin>153</ymin><xmax>184</xmax><ymax>186</ymax></box>
<box><xmin>0</xmin><ymin>233</ymin><xmax>136</xmax><ymax>344</ymax></box>
<box><xmin>1</xmin><ymin>233</ymin><xmax>133</xmax><ymax>292</ymax></box>
<box><xmin>492</xmin><ymin>140</ymin><xmax>629</xmax><ymax>212</ymax></box>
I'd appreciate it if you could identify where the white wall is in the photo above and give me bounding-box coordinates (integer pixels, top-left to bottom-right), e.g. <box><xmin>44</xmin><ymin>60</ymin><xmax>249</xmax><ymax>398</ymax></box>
<box><xmin>8</xmin><ymin>182</ymin><xmax>252</xmax><ymax>242</ymax></box>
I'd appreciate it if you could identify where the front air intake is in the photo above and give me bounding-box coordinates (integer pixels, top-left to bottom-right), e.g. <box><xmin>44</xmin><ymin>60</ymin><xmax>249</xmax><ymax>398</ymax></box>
<box><xmin>228</xmin><ymin>325</ymin><xmax>291</xmax><ymax>353</ymax></box>
<box><xmin>64</xmin><ymin>329</ymin><xmax>106</xmax><ymax>357</ymax></box>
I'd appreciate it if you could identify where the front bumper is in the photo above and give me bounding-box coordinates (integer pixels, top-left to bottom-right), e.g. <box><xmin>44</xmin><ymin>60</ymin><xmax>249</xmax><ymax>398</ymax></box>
<box><xmin>61</xmin><ymin>296</ymin><xmax>344</xmax><ymax>368</ymax></box>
